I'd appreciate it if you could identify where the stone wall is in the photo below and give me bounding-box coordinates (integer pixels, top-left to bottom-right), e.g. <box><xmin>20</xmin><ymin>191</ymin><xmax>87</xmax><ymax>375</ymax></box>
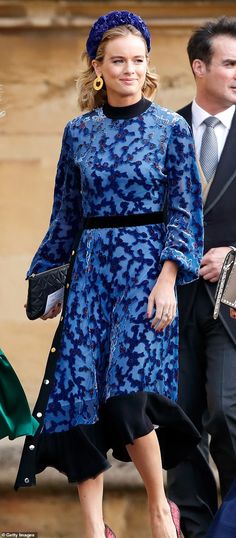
<box><xmin>0</xmin><ymin>0</ymin><xmax>234</xmax><ymax>489</ymax></box>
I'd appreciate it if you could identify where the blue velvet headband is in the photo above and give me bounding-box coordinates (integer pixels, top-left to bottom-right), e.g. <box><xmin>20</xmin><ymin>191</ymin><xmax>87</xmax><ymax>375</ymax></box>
<box><xmin>86</xmin><ymin>10</ymin><xmax>151</xmax><ymax>60</ymax></box>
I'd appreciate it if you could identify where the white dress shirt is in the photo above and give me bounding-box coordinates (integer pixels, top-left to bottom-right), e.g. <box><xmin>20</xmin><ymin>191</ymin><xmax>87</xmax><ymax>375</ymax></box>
<box><xmin>191</xmin><ymin>100</ymin><xmax>235</xmax><ymax>161</ymax></box>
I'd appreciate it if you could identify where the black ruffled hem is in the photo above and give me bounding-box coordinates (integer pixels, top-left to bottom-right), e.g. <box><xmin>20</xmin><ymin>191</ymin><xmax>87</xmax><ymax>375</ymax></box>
<box><xmin>29</xmin><ymin>392</ymin><xmax>200</xmax><ymax>485</ymax></box>
<box><xmin>103</xmin><ymin>392</ymin><xmax>200</xmax><ymax>469</ymax></box>
<box><xmin>36</xmin><ymin>420</ymin><xmax>111</xmax><ymax>483</ymax></box>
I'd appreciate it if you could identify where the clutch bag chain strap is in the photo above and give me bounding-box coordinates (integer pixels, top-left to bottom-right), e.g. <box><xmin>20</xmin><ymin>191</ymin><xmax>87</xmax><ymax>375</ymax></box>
<box><xmin>213</xmin><ymin>247</ymin><xmax>236</xmax><ymax>320</ymax></box>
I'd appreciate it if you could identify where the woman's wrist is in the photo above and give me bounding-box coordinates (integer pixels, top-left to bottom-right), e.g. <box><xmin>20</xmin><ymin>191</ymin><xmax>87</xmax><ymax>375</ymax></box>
<box><xmin>158</xmin><ymin>260</ymin><xmax>178</xmax><ymax>284</ymax></box>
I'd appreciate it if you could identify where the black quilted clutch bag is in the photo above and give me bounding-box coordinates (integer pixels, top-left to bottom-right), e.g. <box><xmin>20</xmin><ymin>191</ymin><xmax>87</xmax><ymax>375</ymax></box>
<box><xmin>26</xmin><ymin>264</ymin><xmax>69</xmax><ymax>320</ymax></box>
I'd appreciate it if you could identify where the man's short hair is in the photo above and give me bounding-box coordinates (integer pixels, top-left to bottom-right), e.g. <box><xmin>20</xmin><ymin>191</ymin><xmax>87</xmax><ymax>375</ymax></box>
<box><xmin>187</xmin><ymin>16</ymin><xmax>236</xmax><ymax>68</ymax></box>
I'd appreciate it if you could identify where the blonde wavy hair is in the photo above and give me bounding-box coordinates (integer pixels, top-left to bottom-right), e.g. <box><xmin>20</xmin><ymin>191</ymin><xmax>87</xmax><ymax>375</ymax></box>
<box><xmin>77</xmin><ymin>25</ymin><xmax>159</xmax><ymax>111</ymax></box>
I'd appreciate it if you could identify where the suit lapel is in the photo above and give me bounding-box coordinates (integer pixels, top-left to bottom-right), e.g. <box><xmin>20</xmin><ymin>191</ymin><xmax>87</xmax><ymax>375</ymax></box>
<box><xmin>178</xmin><ymin>104</ymin><xmax>236</xmax><ymax>214</ymax></box>
<box><xmin>178</xmin><ymin>103</ymin><xmax>192</xmax><ymax>129</ymax></box>
<box><xmin>204</xmin><ymin>110</ymin><xmax>236</xmax><ymax>212</ymax></box>
<box><xmin>178</xmin><ymin>104</ymin><xmax>210</xmax><ymax>206</ymax></box>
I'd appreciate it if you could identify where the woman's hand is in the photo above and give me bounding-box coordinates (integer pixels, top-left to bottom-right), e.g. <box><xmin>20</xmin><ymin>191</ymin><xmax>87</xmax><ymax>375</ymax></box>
<box><xmin>147</xmin><ymin>261</ymin><xmax>178</xmax><ymax>332</ymax></box>
<box><xmin>24</xmin><ymin>302</ymin><xmax>62</xmax><ymax>320</ymax></box>
<box><xmin>41</xmin><ymin>303</ymin><xmax>62</xmax><ymax>320</ymax></box>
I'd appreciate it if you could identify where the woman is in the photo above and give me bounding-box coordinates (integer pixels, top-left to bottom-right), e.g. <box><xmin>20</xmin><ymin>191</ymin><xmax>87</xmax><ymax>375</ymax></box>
<box><xmin>15</xmin><ymin>10</ymin><xmax>203</xmax><ymax>538</ymax></box>
<box><xmin>0</xmin><ymin>348</ymin><xmax>38</xmax><ymax>440</ymax></box>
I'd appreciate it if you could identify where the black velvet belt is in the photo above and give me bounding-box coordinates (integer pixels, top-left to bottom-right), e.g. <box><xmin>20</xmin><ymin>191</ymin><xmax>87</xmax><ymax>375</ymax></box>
<box><xmin>83</xmin><ymin>211</ymin><xmax>164</xmax><ymax>229</ymax></box>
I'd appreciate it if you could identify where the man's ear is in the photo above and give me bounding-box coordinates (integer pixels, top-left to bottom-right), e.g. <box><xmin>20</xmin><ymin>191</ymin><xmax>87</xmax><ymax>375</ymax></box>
<box><xmin>192</xmin><ymin>59</ymin><xmax>207</xmax><ymax>78</ymax></box>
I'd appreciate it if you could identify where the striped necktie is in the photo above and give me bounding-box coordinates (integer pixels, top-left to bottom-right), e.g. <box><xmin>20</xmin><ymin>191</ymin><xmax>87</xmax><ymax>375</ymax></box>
<box><xmin>200</xmin><ymin>116</ymin><xmax>220</xmax><ymax>182</ymax></box>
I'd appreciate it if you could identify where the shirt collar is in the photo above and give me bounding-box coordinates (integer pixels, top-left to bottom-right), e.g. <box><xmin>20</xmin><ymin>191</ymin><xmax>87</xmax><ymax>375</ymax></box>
<box><xmin>192</xmin><ymin>99</ymin><xmax>235</xmax><ymax>129</ymax></box>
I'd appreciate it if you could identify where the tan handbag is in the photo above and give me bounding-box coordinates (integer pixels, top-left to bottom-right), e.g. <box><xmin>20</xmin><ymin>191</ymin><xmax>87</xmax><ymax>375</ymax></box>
<box><xmin>213</xmin><ymin>247</ymin><xmax>236</xmax><ymax>319</ymax></box>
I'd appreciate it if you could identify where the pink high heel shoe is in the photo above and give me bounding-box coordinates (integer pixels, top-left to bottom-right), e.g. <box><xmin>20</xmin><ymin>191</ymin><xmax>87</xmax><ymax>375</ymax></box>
<box><xmin>104</xmin><ymin>524</ymin><xmax>116</xmax><ymax>538</ymax></box>
<box><xmin>167</xmin><ymin>500</ymin><xmax>184</xmax><ymax>538</ymax></box>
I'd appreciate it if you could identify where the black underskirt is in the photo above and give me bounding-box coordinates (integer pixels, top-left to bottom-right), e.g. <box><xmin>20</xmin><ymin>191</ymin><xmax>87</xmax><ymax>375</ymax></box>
<box><xmin>35</xmin><ymin>391</ymin><xmax>200</xmax><ymax>484</ymax></box>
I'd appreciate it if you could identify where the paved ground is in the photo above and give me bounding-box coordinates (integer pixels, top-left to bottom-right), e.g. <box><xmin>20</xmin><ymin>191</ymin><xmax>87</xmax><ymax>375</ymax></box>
<box><xmin>0</xmin><ymin>486</ymin><xmax>150</xmax><ymax>538</ymax></box>
<box><xmin>0</xmin><ymin>437</ymin><xmax>149</xmax><ymax>538</ymax></box>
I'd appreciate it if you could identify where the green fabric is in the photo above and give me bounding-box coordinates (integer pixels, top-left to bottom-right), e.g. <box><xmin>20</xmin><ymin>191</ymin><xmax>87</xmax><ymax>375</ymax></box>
<box><xmin>0</xmin><ymin>348</ymin><xmax>39</xmax><ymax>440</ymax></box>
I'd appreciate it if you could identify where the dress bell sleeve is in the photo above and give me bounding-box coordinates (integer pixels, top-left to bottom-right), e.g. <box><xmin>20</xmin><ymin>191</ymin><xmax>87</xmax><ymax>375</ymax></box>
<box><xmin>27</xmin><ymin>121</ymin><xmax>83</xmax><ymax>276</ymax></box>
<box><xmin>160</xmin><ymin>115</ymin><xmax>204</xmax><ymax>285</ymax></box>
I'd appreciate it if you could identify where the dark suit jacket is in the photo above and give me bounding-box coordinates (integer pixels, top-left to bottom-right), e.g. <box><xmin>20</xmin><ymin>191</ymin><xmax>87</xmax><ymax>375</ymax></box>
<box><xmin>177</xmin><ymin>103</ymin><xmax>236</xmax><ymax>345</ymax></box>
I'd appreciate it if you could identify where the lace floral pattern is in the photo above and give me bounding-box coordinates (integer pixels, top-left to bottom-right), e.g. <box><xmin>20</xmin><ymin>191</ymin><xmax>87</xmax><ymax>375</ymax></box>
<box><xmin>28</xmin><ymin>103</ymin><xmax>203</xmax><ymax>434</ymax></box>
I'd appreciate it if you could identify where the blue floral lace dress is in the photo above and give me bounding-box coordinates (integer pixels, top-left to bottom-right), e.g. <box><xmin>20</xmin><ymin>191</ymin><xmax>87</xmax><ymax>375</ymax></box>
<box><xmin>15</xmin><ymin>98</ymin><xmax>203</xmax><ymax>489</ymax></box>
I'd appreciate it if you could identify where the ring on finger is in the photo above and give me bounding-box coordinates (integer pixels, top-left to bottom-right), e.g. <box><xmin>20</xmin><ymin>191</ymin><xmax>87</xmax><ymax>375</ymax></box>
<box><xmin>162</xmin><ymin>312</ymin><xmax>170</xmax><ymax>320</ymax></box>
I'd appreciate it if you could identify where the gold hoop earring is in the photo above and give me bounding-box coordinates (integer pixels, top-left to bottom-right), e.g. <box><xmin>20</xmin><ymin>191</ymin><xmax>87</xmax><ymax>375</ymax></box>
<box><xmin>93</xmin><ymin>76</ymin><xmax>103</xmax><ymax>91</ymax></box>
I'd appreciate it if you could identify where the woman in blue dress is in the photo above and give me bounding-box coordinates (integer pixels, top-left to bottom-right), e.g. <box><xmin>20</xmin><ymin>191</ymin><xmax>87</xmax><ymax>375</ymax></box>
<box><xmin>15</xmin><ymin>11</ymin><xmax>203</xmax><ymax>538</ymax></box>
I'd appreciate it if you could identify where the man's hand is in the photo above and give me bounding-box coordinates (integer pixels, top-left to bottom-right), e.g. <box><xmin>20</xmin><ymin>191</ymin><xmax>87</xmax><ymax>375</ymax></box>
<box><xmin>230</xmin><ymin>308</ymin><xmax>236</xmax><ymax>319</ymax></box>
<box><xmin>199</xmin><ymin>246</ymin><xmax>232</xmax><ymax>282</ymax></box>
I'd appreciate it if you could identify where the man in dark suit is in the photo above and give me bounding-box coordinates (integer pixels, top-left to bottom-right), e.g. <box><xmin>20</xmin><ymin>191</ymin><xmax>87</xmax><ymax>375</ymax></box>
<box><xmin>167</xmin><ymin>17</ymin><xmax>236</xmax><ymax>538</ymax></box>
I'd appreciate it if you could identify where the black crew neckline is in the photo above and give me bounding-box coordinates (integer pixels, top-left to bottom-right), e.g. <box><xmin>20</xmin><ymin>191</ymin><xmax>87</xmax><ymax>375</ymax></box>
<box><xmin>103</xmin><ymin>97</ymin><xmax>152</xmax><ymax>120</ymax></box>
